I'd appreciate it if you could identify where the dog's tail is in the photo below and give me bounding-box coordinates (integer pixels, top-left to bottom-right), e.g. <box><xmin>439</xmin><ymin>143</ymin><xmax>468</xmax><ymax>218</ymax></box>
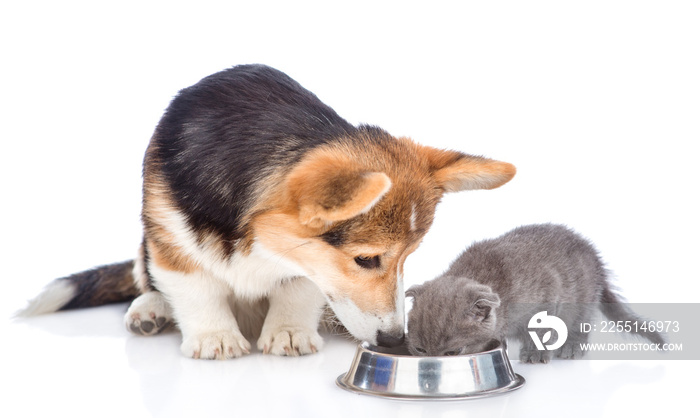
<box><xmin>599</xmin><ymin>284</ymin><xmax>666</xmax><ymax>346</ymax></box>
<box><xmin>16</xmin><ymin>261</ymin><xmax>139</xmax><ymax>317</ymax></box>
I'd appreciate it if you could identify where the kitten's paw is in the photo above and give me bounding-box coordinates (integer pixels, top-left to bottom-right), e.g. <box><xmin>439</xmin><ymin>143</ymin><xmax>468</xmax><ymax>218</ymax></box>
<box><xmin>182</xmin><ymin>331</ymin><xmax>251</xmax><ymax>360</ymax></box>
<box><xmin>520</xmin><ymin>348</ymin><xmax>552</xmax><ymax>364</ymax></box>
<box><xmin>557</xmin><ymin>342</ymin><xmax>585</xmax><ymax>360</ymax></box>
<box><xmin>125</xmin><ymin>292</ymin><xmax>174</xmax><ymax>336</ymax></box>
<box><xmin>257</xmin><ymin>327</ymin><xmax>324</xmax><ymax>356</ymax></box>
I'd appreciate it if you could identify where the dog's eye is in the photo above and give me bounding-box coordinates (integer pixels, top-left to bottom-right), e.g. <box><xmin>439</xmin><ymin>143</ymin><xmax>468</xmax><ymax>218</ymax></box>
<box><xmin>413</xmin><ymin>347</ymin><xmax>427</xmax><ymax>355</ymax></box>
<box><xmin>354</xmin><ymin>255</ymin><xmax>380</xmax><ymax>269</ymax></box>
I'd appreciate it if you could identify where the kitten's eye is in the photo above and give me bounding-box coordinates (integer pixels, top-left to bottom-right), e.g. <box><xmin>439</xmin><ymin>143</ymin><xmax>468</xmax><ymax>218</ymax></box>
<box><xmin>413</xmin><ymin>347</ymin><xmax>427</xmax><ymax>355</ymax></box>
<box><xmin>354</xmin><ymin>255</ymin><xmax>381</xmax><ymax>269</ymax></box>
<box><xmin>443</xmin><ymin>349</ymin><xmax>462</xmax><ymax>356</ymax></box>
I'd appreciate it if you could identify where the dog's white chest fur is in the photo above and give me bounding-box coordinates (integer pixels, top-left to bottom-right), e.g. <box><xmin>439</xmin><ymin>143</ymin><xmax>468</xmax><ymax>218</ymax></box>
<box><xmin>221</xmin><ymin>242</ymin><xmax>308</xmax><ymax>299</ymax></box>
<box><xmin>160</xmin><ymin>205</ymin><xmax>305</xmax><ymax>299</ymax></box>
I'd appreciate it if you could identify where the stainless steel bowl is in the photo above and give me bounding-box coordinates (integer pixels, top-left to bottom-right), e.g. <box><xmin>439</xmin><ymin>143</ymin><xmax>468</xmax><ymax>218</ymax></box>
<box><xmin>336</xmin><ymin>340</ymin><xmax>525</xmax><ymax>400</ymax></box>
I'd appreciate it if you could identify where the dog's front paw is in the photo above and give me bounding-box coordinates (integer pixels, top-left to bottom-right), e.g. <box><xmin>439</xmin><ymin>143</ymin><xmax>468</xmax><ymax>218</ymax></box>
<box><xmin>181</xmin><ymin>331</ymin><xmax>251</xmax><ymax>360</ymax></box>
<box><xmin>257</xmin><ymin>327</ymin><xmax>324</xmax><ymax>356</ymax></box>
<box><xmin>125</xmin><ymin>291</ymin><xmax>174</xmax><ymax>336</ymax></box>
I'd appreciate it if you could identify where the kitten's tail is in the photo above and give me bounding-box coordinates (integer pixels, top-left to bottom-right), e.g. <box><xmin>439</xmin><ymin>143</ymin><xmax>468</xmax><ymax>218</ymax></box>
<box><xmin>599</xmin><ymin>285</ymin><xmax>666</xmax><ymax>346</ymax></box>
<box><xmin>15</xmin><ymin>261</ymin><xmax>139</xmax><ymax>317</ymax></box>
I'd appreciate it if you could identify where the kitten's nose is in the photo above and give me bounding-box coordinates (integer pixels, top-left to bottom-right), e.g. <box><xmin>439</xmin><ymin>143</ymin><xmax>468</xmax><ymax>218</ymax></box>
<box><xmin>376</xmin><ymin>330</ymin><xmax>405</xmax><ymax>348</ymax></box>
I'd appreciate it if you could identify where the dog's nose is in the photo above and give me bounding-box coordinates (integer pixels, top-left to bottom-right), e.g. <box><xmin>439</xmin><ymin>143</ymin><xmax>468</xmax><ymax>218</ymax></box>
<box><xmin>376</xmin><ymin>330</ymin><xmax>405</xmax><ymax>348</ymax></box>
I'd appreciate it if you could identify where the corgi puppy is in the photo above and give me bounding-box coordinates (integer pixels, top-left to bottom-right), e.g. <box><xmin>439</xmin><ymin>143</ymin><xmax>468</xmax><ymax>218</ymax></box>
<box><xmin>19</xmin><ymin>64</ymin><xmax>515</xmax><ymax>359</ymax></box>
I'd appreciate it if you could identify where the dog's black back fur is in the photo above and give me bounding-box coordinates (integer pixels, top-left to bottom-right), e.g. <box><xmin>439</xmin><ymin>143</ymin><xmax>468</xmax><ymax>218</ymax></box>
<box><xmin>149</xmin><ymin>65</ymin><xmax>360</xmax><ymax>247</ymax></box>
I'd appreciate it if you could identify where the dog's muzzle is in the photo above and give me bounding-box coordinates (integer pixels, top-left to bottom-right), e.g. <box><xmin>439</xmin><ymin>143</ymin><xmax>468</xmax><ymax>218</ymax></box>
<box><xmin>376</xmin><ymin>329</ymin><xmax>405</xmax><ymax>348</ymax></box>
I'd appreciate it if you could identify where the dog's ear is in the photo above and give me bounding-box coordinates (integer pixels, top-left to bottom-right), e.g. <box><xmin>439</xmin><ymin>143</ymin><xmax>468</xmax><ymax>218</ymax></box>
<box><xmin>420</xmin><ymin>146</ymin><xmax>516</xmax><ymax>192</ymax></box>
<box><xmin>286</xmin><ymin>150</ymin><xmax>392</xmax><ymax>229</ymax></box>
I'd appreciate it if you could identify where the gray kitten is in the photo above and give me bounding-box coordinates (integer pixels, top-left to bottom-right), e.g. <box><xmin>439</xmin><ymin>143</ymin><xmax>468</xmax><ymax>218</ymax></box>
<box><xmin>406</xmin><ymin>224</ymin><xmax>665</xmax><ymax>362</ymax></box>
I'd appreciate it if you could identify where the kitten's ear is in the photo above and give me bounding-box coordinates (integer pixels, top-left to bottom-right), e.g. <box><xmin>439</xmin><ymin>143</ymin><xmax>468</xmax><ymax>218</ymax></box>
<box><xmin>406</xmin><ymin>285</ymin><xmax>425</xmax><ymax>299</ymax></box>
<box><xmin>469</xmin><ymin>288</ymin><xmax>501</xmax><ymax>322</ymax></box>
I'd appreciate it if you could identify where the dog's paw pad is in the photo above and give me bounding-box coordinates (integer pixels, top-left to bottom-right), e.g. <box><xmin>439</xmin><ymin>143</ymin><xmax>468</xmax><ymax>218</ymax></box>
<box><xmin>124</xmin><ymin>292</ymin><xmax>174</xmax><ymax>336</ymax></box>
<box><xmin>257</xmin><ymin>327</ymin><xmax>324</xmax><ymax>356</ymax></box>
<box><xmin>182</xmin><ymin>331</ymin><xmax>251</xmax><ymax>360</ymax></box>
<box><xmin>127</xmin><ymin>313</ymin><xmax>173</xmax><ymax>336</ymax></box>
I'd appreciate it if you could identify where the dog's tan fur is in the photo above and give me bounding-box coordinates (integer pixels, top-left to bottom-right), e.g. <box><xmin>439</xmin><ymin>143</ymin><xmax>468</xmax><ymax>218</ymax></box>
<box><xmin>247</xmin><ymin>138</ymin><xmax>514</xmax><ymax>318</ymax></box>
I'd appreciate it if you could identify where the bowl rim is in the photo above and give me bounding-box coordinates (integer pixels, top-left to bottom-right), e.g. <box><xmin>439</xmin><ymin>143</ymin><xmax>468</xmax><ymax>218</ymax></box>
<box><xmin>360</xmin><ymin>338</ymin><xmax>504</xmax><ymax>359</ymax></box>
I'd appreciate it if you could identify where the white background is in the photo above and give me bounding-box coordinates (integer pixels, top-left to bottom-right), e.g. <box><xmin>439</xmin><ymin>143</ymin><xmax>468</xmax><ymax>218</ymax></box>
<box><xmin>1</xmin><ymin>1</ymin><xmax>698</xmax><ymax>417</ymax></box>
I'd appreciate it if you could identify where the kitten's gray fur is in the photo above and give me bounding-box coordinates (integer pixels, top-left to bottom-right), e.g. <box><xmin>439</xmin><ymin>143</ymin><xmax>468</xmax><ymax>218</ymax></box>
<box><xmin>406</xmin><ymin>224</ymin><xmax>665</xmax><ymax>362</ymax></box>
